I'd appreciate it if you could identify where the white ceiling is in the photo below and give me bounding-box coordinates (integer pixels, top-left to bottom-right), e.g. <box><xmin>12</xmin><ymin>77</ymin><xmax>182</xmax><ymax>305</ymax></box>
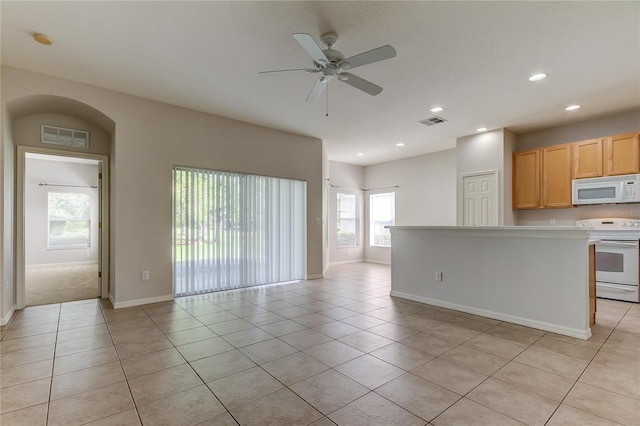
<box><xmin>2</xmin><ymin>1</ymin><xmax>639</xmax><ymax>166</ymax></box>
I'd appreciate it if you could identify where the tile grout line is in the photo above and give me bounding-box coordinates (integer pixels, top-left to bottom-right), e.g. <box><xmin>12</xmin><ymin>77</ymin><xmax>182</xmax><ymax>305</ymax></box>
<box><xmin>541</xmin><ymin>307</ymin><xmax>628</xmax><ymax>426</ymax></box>
<box><xmin>98</xmin><ymin>299</ymin><xmax>145</xmax><ymax>426</ymax></box>
<box><xmin>44</xmin><ymin>303</ymin><xmax>61</xmax><ymax>426</ymax></box>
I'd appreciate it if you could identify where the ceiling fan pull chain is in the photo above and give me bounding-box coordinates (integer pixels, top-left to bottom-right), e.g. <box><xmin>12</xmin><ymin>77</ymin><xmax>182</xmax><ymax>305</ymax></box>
<box><xmin>326</xmin><ymin>83</ymin><xmax>329</xmax><ymax>117</ymax></box>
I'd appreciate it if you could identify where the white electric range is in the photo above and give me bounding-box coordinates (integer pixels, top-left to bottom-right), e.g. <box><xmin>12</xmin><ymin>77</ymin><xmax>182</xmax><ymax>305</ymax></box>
<box><xmin>576</xmin><ymin>218</ymin><xmax>640</xmax><ymax>303</ymax></box>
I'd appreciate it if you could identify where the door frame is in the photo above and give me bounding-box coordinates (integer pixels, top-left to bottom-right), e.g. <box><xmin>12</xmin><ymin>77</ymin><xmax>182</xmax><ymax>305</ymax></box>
<box><xmin>457</xmin><ymin>169</ymin><xmax>500</xmax><ymax>226</ymax></box>
<box><xmin>16</xmin><ymin>145</ymin><xmax>110</xmax><ymax>309</ymax></box>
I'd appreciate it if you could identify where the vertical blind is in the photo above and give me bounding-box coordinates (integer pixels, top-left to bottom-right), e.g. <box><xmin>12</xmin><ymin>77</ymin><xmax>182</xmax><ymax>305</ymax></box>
<box><xmin>173</xmin><ymin>167</ymin><xmax>306</xmax><ymax>296</ymax></box>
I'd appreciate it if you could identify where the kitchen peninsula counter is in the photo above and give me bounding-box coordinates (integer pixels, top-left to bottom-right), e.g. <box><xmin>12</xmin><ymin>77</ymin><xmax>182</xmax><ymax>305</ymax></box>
<box><xmin>388</xmin><ymin>226</ymin><xmax>594</xmax><ymax>340</ymax></box>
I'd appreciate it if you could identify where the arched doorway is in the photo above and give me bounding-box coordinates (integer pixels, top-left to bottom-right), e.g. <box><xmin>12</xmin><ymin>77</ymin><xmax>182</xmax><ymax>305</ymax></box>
<box><xmin>7</xmin><ymin>95</ymin><xmax>114</xmax><ymax>308</ymax></box>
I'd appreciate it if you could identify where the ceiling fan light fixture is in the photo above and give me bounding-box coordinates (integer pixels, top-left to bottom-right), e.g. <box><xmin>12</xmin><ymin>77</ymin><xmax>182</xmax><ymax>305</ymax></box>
<box><xmin>430</xmin><ymin>106</ymin><xmax>444</xmax><ymax>113</ymax></box>
<box><xmin>337</xmin><ymin>74</ymin><xmax>349</xmax><ymax>81</ymax></box>
<box><xmin>33</xmin><ymin>32</ymin><xmax>53</xmax><ymax>46</ymax></box>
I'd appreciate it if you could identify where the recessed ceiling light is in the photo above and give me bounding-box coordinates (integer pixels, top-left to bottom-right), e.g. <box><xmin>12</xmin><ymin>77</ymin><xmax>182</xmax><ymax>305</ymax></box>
<box><xmin>528</xmin><ymin>73</ymin><xmax>548</xmax><ymax>82</ymax></box>
<box><xmin>476</xmin><ymin>127</ymin><xmax>488</xmax><ymax>132</ymax></box>
<box><xmin>430</xmin><ymin>106</ymin><xmax>444</xmax><ymax>113</ymax></box>
<box><xmin>33</xmin><ymin>33</ymin><xmax>53</xmax><ymax>46</ymax></box>
<box><xmin>395</xmin><ymin>142</ymin><xmax>405</xmax><ymax>147</ymax></box>
<box><xmin>356</xmin><ymin>153</ymin><xmax>364</xmax><ymax>156</ymax></box>
<box><xmin>565</xmin><ymin>104</ymin><xmax>581</xmax><ymax>111</ymax></box>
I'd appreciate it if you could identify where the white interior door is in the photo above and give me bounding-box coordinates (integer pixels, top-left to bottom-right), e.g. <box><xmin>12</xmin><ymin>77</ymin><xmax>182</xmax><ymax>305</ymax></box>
<box><xmin>462</xmin><ymin>172</ymin><xmax>498</xmax><ymax>226</ymax></box>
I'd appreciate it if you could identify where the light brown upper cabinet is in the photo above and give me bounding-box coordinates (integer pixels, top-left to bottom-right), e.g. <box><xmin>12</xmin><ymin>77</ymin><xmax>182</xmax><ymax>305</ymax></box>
<box><xmin>573</xmin><ymin>138</ymin><xmax>603</xmax><ymax>179</ymax></box>
<box><xmin>513</xmin><ymin>145</ymin><xmax>572</xmax><ymax>209</ymax></box>
<box><xmin>605</xmin><ymin>133</ymin><xmax>640</xmax><ymax>176</ymax></box>
<box><xmin>513</xmin><ymin>149</ymin><xmax>540</xmax><ymax>209</ymax></box>
<box><xmin>513</xmin><ymin>132</ymin><xmax>639</xmax><ymax>210</ymax></box>
<box><xmin>542</xmin><ymin>144</ymin><xmax>573</xmax><ymax>208</ymax></box>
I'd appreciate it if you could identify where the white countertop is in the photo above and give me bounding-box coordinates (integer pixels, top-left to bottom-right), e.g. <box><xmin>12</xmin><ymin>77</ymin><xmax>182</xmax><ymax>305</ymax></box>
<box><xmin>387</xmin><ymin>225</ymin><xmax>585</xmax><ymax>231</ymax></box>
<box><xmin>387</xmin><ymin>226</ymin><xmax>591</xmax><ymax>240</ymax></box>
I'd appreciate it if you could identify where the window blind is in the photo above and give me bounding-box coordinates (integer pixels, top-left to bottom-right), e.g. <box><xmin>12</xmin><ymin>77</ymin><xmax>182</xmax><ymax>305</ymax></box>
<box><xmin>173</xmin><ymin>167</ymin><xmax>306</xmax><ymax>296</ymax></box>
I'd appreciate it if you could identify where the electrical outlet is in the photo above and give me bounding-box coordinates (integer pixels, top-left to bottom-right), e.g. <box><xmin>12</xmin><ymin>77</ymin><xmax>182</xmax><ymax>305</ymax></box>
<box><xmin>141</xmin><ymin>270</ymin><xmax>150</xmax><ymax>281</ymax></box>
<box><xmin>435</xmin><ymin>271</ymin><xmax>443</xmax><ymax>281</ymax></box>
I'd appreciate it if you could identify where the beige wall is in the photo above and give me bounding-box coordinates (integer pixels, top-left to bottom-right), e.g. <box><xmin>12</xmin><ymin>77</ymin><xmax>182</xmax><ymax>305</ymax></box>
<box><xmin>517</xmin><ymin>109</ymin><xmax>640</xmax><ymax>151</ymax></box>
<box><xmin>364</xmin><ymin>149</ymin><xmax>457</xmax><ymax>264</ymax></box>
<box><xmin>1</xmin><ymin>96</ymin><xmax>16</xmax><ymax>323</ymax></box>
<box><xmin>15</xmin><ymin>113</ymin><xmax>111</xmax><ymax>156</ymax></box>
<box><xmin>2</xmin><ymin>66</ymin><xmax>323</xmax><ymax>311</ymax></box>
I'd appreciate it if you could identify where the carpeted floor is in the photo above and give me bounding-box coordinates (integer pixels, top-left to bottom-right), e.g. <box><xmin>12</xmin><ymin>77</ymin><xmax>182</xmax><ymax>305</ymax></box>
<box><xmin>25</xmin><ymin>263</ymin><xmax>100</xmax><ymax>306</ymax></box>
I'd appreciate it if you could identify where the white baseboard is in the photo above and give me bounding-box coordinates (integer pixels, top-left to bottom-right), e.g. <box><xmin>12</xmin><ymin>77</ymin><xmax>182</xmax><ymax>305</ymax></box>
<box><xmin>364</xmin><ymin>258</ymin><xmax>391</xmax><ymax>265</ymax></box>
<box><xmin>305</xmin><ymin>274</ymin><xmax>323</xmax><ymax>280</ymax></box>
<box><xmin>27</xmin><ymin>261</ymin><xmax>99</xmax><ymax>268</ymax></box>
<box><xmin>111</xmin><ymin>294</ymin><xmax>174</xmax><ymax>309</ymax></box>
<box><xmin>329</xmin><ymin>260</ymin><xmax>363</xmax><ymax>266</ymax></box>
<box><xmin>1</xmin><ymin>306</ymin><xmax>16</xmax><ymax>326</ymax></box>
<box><xmin>390</xmin><ymin>290</ymin><xmax>591</xmax><ymax>341</ymax></box>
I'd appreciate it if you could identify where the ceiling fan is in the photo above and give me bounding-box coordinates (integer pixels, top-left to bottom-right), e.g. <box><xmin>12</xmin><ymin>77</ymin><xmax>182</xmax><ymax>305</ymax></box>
<box><xmin>260</xmin><ymin>32</ymin><xmax>396</xmax><ymax>102</ymax></box>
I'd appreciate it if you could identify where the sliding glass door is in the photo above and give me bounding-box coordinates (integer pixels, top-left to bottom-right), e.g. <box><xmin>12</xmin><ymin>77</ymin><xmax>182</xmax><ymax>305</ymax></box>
<box><xmin>173</xmin><ymin>167</ymin><xmax>306</xmax><ymax>296</ymax></box>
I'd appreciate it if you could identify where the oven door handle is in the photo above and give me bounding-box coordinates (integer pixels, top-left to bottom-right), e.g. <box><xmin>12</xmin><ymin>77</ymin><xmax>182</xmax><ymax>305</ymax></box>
<box><xmin>597</xmin><ymin>241</ymin><xmax>640</xmax><ymax>248</ymax></box>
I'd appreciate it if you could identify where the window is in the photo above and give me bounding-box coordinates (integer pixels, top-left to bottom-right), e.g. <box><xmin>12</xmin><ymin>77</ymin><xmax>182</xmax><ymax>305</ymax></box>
<box><xmin>173</xmin><ymin>167</ymin><xmax>306</xmax><ymax>296</ymax></box>
<box><xmin>370</xmin><ymin>192</ymin><xmax>395</xmax><ymax>247</ymax></box>
<box><xmin>48</xmin><ymin>192</ymin><xmax>91</xmax><ymax>249</ymax></box>
<box><xmin>337</xmin><ymin>192</ymin><xmax>357</xmax><ymax>247</ymax></box>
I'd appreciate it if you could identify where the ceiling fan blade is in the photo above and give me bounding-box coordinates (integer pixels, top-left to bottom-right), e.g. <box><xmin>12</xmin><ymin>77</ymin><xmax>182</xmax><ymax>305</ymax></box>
<box><xmin>293</xmin><ymin>33</ymin><xmax>329</xmax><ymax>65</ymax></box>
<box><xmin>339</xmin><ymin>73</ymin><xmax>383</xmax><ymax>96</ymax></box>
<box><xmin>341</xmin><ymin>45</ymin><xmax>396</xmax><ymax>70</ymax></box>
<box><xmin>259</xmin><ymin>68</ymin><xmax>319</xmax><ymax>74</ymax></box>
<box><xmin>306</xmin><ymin>77</ymin><xmax>328</xmax><ymax>102</ymax></box>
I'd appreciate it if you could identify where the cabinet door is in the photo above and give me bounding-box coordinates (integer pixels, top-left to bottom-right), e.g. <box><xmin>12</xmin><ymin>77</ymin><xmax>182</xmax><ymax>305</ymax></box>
<box><xmin>542</xmin><ymin>144</ymin><xmax>572</xmax><ymax>208</ymax></box>
<box><xmin>605</xmin><ymin>133</ymin><xmax>640</xmax><ymax>176</ymax></box>
<box><xmin>513</xmin><ymin>150</ymin><xmax>540</xmax><ymax>209</ymax></box>
<box><xmin>573</xmin><ymin>138</ymin><xmax>603</xmax><ymax>179</ymax></box>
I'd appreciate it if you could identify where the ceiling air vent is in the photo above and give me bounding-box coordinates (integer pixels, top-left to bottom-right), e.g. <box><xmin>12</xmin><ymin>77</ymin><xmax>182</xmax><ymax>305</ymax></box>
<box><xmin>418</xmin><ymin>116</ymin><xmax>447</xmax><ymax>126</ymax></box>
<box><xmin>41</xmin><ymin>125</ymin><xmax>89</xmax><ymax>149</ymax></box>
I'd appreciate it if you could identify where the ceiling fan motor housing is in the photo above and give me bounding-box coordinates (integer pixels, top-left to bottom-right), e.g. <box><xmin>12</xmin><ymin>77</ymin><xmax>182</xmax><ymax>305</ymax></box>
<box><xmin>323</xmin><ymin>49</ymin><xmax>345</xmax><ymax>64</ymax></box>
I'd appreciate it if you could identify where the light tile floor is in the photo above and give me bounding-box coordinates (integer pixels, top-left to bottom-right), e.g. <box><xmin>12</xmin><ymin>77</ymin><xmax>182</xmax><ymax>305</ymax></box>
<box><xmin>1</xmin><ymin>262</ymin><xmax>639</xmax><ymax>425</ymax></box>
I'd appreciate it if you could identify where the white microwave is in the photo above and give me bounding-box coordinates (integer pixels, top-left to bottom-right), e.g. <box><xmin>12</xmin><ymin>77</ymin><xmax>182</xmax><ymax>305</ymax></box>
<box><xmin>572</xmin><ymin>174</ymin><xmax>640</xmax><ymax>205</ymax></box>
